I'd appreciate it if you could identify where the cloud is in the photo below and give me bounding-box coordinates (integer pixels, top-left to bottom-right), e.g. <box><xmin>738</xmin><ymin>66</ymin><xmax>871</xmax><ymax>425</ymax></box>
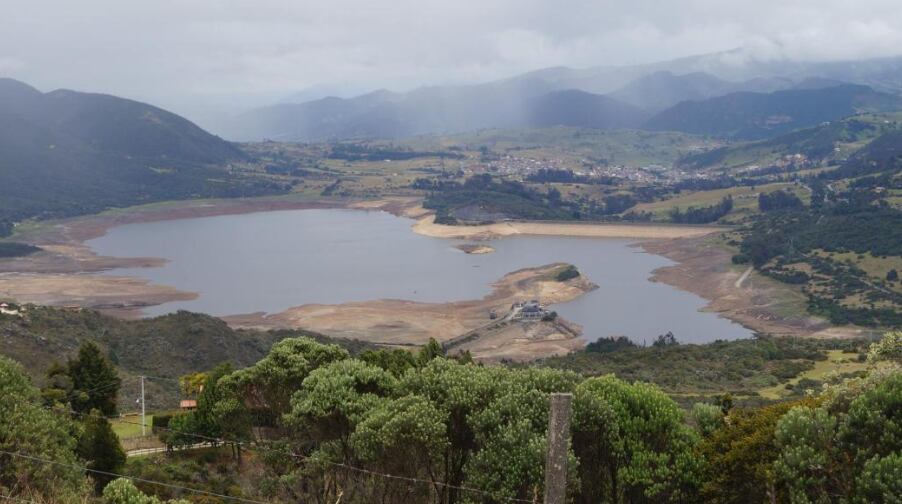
<box><xmin>3</xmin><ymin>0</ymin><xmax>902</xmax><ymax>123</ymax></box>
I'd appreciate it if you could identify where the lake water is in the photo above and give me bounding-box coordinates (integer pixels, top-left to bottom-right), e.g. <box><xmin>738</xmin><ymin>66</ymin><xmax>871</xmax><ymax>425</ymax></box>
<box><xmin>86</xmin><ymin>208</ymin><xmax>751</xmax><ymax>344</ymax></box>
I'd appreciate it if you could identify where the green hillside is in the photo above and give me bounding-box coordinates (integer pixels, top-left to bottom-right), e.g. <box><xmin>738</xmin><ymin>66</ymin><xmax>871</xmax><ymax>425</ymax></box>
<box><xmin>0</xmin><ymin>79</ymin><xmax>287</xmax><ymax>237</ymax></box>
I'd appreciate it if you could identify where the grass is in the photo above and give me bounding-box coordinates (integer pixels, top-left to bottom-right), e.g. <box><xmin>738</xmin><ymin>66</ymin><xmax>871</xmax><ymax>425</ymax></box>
<box><xmin>758</xmin><ymin>350</ymin><xmax>869</xmax><ymax>400</ymax></box>
<box><xmin>632</xmin><ymin>182</ymin><xmax>808</xmax><ymax>219</ymax></box>
<box><xmin>814</xmin><ymin>249</ymin><xmax>902</xmax><ymax>286</ymax></box>
<box><xmin>111</xmin><ymin>414</ymin><xmax>154</xmax><ymax>439</ymax></box>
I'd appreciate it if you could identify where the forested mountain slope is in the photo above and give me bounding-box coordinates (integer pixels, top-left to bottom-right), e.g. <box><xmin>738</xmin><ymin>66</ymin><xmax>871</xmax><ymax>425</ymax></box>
<box><xmin>0</xmin><ymin>78</ymin><xmax>284</xmax><ymax>236</ymax></box>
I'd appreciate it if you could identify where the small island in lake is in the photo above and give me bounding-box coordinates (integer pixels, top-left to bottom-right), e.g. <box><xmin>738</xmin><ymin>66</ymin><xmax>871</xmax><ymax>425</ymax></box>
<box><xmin>456</xmin><ymin>243</ymin><xmax>496</xmax><ymax>254</ymax></box>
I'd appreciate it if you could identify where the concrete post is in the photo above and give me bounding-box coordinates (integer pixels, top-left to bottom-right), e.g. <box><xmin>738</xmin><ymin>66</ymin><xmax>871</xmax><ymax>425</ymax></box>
<box><xmin>543</xmin><ymin>392</ymin><xmax>573</xmax><ymax>504</ymax></box>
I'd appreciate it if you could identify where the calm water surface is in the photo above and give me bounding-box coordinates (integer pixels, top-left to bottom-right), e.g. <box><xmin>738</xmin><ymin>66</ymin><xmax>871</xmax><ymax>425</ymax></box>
<box><xmin>86</xmin><ymin>209</ymin><xmax>751</xmax><ymax>344</ymax></box>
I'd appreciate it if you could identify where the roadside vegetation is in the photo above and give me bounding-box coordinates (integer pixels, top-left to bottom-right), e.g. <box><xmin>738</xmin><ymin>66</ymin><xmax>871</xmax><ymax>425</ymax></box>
<box><xmin>2</xmin><ymin>331</ymin><xmax>899</xmax><ymax>503</ymax></box>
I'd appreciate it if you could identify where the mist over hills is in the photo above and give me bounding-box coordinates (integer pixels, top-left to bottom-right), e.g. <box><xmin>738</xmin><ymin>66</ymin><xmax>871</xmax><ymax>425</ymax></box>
<box><xmin>220</xmin><ymin>51</ymin><xmax>902</xmax><ymax>142</ymax></box>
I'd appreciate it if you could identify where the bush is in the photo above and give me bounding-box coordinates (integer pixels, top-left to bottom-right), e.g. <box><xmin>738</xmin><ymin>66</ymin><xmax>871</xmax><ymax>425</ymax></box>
<box><xmin>554</xmin><ymin>265</ymin><xmax>580</xmax><ymax>282</ymax></box>
<box><xmin>0</xmin><ymin>242</ymin><xmax>41</xmax><ymax>258</ymax></box>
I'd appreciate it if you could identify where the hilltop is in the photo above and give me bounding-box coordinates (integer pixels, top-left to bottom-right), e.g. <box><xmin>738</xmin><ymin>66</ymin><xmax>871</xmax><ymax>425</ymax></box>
<box><xmin>0</xmin><ymin>78</ymin><xmax>287</xmax><ymax>237</ymax></box>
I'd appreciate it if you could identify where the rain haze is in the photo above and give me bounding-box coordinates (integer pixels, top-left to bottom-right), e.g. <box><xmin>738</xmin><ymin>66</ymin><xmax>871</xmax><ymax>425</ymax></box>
<box><xmin>5</xmin><ymin>0</ymin><xmax>902</xmax><ymax>126</ymax></box>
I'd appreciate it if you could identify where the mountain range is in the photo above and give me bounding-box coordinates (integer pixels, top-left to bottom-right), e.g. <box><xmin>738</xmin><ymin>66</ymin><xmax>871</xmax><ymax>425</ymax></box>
<box><xmin>219</xmin><ymin>51</ymin><xmax>902</xmax><ymax>142</ymax></box>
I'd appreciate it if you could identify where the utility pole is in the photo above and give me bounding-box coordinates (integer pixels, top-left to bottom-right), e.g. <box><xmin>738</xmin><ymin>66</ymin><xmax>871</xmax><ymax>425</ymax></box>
<box><xmin>140</xmin><ymin>375</ymin><xmax>146</xmax><ymax>437</ymax></box>
<box><xmin>543</xmin><ymin>392</ymin><xmax>573</xmax><ymax>504</ymax></box>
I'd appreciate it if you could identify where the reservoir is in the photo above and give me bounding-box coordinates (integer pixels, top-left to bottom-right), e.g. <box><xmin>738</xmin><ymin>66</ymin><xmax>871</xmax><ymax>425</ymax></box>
<box><xmin>86</xmin><ymin>208</ymin><xmax>751</xmax><ymax>344</ymax></box>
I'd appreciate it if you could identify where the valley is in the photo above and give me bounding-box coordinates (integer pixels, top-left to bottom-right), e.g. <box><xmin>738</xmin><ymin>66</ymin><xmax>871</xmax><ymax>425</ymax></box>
<box><xmin>2</xmin><ymin>26</ymin><xmax>902</xmax><ymax>503</ymax></box>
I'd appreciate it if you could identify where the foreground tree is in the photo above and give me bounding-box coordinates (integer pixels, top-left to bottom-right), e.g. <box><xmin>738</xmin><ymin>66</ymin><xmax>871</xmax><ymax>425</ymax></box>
<box><xmin>77</xmin><ymin>410</ymin><xmax>127</xmax><ymax>493</ymax></box>
<box><xmin>572</xmin><ymin>375</ymin><xmax>702</xmax><ymax>503</ymax></box>
<box><xmin>774</xmin><ymin>370</ymin><xmax>902</xmax><ymax>503</ymax></box>
<box><xmin>698</xmin><ymin>399</ymin><xmax>809</xmax><ymax>504</ymax></box>
<box><xmin>0</xmin><ymin>356</ymin><xmax>88</xmax><ymax>502</ymax></box>
<box><xmin>102</xmin><ymin>478</ymin><xmax>190</xmax><ymax>504</ymax></box>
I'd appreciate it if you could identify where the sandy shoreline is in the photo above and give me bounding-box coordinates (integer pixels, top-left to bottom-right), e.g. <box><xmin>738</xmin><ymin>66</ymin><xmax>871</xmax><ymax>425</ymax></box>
<box><xmin>223</xmin><ymin>263</ymin><xmax>597</xmax><ymax>361</ymax></box>
<box><xmin>412</xmin><ymin>215</ymin><xmax>726</xmax><ymax>240</ymax></box>
<box><xmin>641</xmin><ymin>237</ymin><xmax>869</xmax><ymax>340</ymax></box>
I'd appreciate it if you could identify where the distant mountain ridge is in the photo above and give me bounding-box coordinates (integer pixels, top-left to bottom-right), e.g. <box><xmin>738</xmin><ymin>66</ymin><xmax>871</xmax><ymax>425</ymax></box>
<box><xmin>223</xmin><ymin>80</ymin><xmax>649</xmax><ymax>141</ymax></box>
<box><xmin>644</xmin><ymin>84</ymin><xmax>902</xmax><ymax>139</ymax></box>
<box><xmin>608</xmin><ymin>71</ymin><xmax>793</xmax><ymax>112</ymax></box>
<box><xmin>223</xmin><ymin>51</ymin><xmax>902</xmax><ymax>142</ymax></box>
<box><xmin>0</xmin><ymin>78</ymin><xmax>282</xmax><ymax>236</ymax></box>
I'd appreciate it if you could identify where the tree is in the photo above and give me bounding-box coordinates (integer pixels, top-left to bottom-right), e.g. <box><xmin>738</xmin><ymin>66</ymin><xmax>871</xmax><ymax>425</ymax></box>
<box><xmin>867</xmin><ymin>331</ymin><xmax>902</xmax><ymax>363</ymax></box>
<box><xmin>886</xmin><ymin>269</ymin><xmax>898</xmax><ymax>282</ymax></box>
<box><xmin>67</xmin><ymin>341</ymin><xmax>122</xmax><ymax>415</ymax></box>
<box><xmin>572</xmin><ymin>375</ymin><xmax>702</xmax><ymax>503</ymax></box>
<box><xmin>417</xmin><ymin>338</ymin><xmax>445</xmax><ymax>367</ymax></box>
<box><xmin>216</xmin><ymin>338</ymin><xmax>349</xmax><ymax>429</ymax></box>
<box><xmin>284</xmin><ymin>359</ymin><xmax>397</xmax><ymax>460</ymax></box>
<box><xmin>178</xmin><ymin>372</ymin><xmax>207</xmax><ymax>398</ymax></box>
<box><xmin>164</xmin><ymin>363</ymin><xmax>234</xmax><ymax>450</ymax></box>
<box><xmin>771</xmin><ymin>371</ymin><xmax>902</xmax><ymax>503</ymax></box>
<box><xmin>698</xmin><ymin>400</ymin><xmax>809</xmax><ymax>504</ymax></box>
<box><xmin>691</xmin><ymin>403</ymin><xmax>724</xmax><ymax>437</ymax></box>
<box><xmin>102</xmin><ymin>478</ymin><xmax>190</xmax><ymax>504</ymax></box>
<box><xmin>193</xmin><ymin>363</ymin><xmax>232</xmax><ymax>439</ymax></box>
<box><xmin>759</xmin><ymin>190</ymin><xmax>804</xmax><ymax>212</ymax></box>
<box><xmin>0</xmin><ymin>356</ymin><xmax>88</xmax><ymax>501</ymax></box>
<box><xmin>41</xmin><ymin>361</ymin><xmax>74</xmax><ymax>406</ymax></box>
<box><xmin>351</xmin><ymin>395</ymin><xmax>448</xmax><ymax>502</ymax></box>
<box><xmin>652</xmin><ymin>331</ymin><xmax>678</xmax><ymax>347</ymax></box>
<box><xmin>359</xmin><ymin>348</ymin><xmax>417</xmax><ymax>377</ymax></box>
<box><xmin>856</xmin><ymin>452</ymin><xmax>902</xmax><ymax>503</ymax></box>
<box><xmin>77</xmin><ymin>410</ymin><xmax>127</xmax><ymax>493</ymax></box>
<box><xmin>773</xmin><ymin>406</ymin><xmax>838</xmax><ymax>503</ymax></box>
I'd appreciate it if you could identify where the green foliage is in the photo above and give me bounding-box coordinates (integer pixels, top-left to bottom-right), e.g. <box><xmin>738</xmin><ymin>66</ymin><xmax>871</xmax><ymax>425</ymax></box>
<box><xmin>698</xmin><ymin>400</ymin><xmax>807</xmax><ymax>504</ymax></box>
<box><xmin>690</xmin><ymin>403</ymin><xmax>724</xmax><ymax>437</ymax></box>
<box><xmin>359</xmin><ymin>348</ymin><xmax>417</xmax><ymax>377</ymax></box>
<box><xmin>66</xmin><ymin>341</ymin><xmax>122</xmax><ymax>415</ymax></box>
<box><xmin>734</xmin><ymin>196</ymin><xmax>902</xmax><ymax>326</ymax></box>
<box><xmin>856</xmin><ymin>452</ymin><xmax>902</xmax><ymax>503</ymax></box>
<box><xmin>0</xmin><ymin>242</ymin><xmax>41</xmax><ymax>257</ymax></box>
<box><xmin>215</xmin><ymin>337</ymin><xmax>349</xmax><ymax>436</ymax></box>
<box><xmin>0</xmin><ymin>356</ymin><xmax>88</xmax><ymax>501</ymax></box>
<box><xmin>868</xmin><ymin>331</ymin><xmax>902</xmax><ymax>363</ymax></box>
<box><xmin>669</xmin><ymin>195</ymin><xmax>733</xmax><ymax>224</ymax></box>
<box><xmin>544</xmin><ymin>335</ymin><xmax>857</xmax><ymax>395</ymax></box>
<box><xmin>554</xmin><ymin>265</ymin><xmax>580</xmax><ymax>282</ymax></box>
<box><xmin>1</xmin><ymin>306</ymin><xmax>375</xmax><ymax>410</ymax></box>
<box><xmin>772</xmin><ymin>371</ymin><xmax>902</xmax><ymax>503</ymax></box>
<box><xmin>417</xmin><ymin>338</ymin><xmax>445</xmax><ymax>367</ymax></box>
<box><xmin>572</xmin><ymin>375</ymin><xmax>702</xmax><ymax>503</ymax></box>
<box><xmin>759</xmin><ymin>189</ymin><xmax>804</xmax><ymax>212</ymax></box>
<box><xmin>584</xmin><ymin>336</ymin><xmax>637</xmax><ymax>353</ymax></box>
<box><xmin>773</xmin><ymin>406</ymin><xmax>838</xmax><ymax>502</ymax></box>
<box><xmin>285</xmin><ymin>359</ymin><xmax>396</xmax><ymax>450</ymax></box>
<box><xmin>423</xmin><ymin>175</ymin><xmax>584</xmax><ymax>222</ymax></box>
<box><xmin>102</xmin><ymin>478</ymin><xmax>190</xmax><ymax>504</ymax></box>
<box><xmin>77</xmin><ymin>411</ymin><xmax>127</xmax><ymax>493</ymax></box>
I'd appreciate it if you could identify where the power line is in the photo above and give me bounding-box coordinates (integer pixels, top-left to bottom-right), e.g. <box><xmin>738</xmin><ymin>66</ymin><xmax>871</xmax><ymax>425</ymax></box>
<box><xmin>44</xmin><ymin>405</ymin><xmax>536</xmax><ymax>503</ymax></box>
<box><xmin>0</xmin><ymin>449</ymin><xmax>272</xmax><ymax>504</ymax></box>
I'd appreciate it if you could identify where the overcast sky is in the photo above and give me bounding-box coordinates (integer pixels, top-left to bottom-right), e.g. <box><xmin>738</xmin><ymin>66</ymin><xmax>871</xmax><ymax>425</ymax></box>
<box><xmin>4</xmin><ymin>0</ymin><xmax>902</xmax><ymax>123</ymax></box>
